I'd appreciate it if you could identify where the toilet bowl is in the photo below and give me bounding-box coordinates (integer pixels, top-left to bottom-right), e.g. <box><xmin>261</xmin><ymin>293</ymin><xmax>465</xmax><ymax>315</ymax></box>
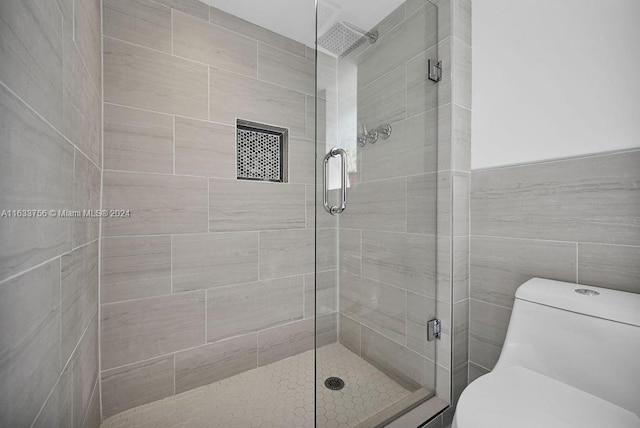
<box><xmin>453</xmin><ymin>278</ymin><xmax>640</xmax><ymax>428</ymax></box>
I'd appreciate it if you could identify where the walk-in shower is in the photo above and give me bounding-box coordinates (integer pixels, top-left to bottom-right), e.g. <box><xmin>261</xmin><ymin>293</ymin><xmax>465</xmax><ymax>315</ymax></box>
<box><xmin>0</xmin><ymin>0</ymin><xmax>448</xmax><ymax>426</ymax></box>
<box><xmin>98</xmin><ymin>0</ymin><xmax>446</xmax><ymax>426</ymax></box>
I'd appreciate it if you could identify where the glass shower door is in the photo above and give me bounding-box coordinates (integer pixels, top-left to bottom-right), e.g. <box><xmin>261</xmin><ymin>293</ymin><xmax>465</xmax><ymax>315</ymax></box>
<box><xmin>314</xmin><ymin>0</ymin><xmax>443</xmax><ymax>426</ymax></box>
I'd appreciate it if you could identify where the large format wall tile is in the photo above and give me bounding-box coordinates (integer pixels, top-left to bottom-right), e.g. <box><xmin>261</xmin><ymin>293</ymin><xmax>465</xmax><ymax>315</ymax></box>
<box><xmin>104</xmin><ymin>37</ymin><xmax>208</xmax><ymax>119</ymax></box>
<box><xmin>102</xmin><ymin>171</ymin><xmax>208</xmax><ymax>236</ymax></box>
<box><xmin>339</xmin><ymin>178</ymin><xmax>407</xmax><ymax>232</ymax></box>
<box><xmin>304</xmin><ymin>270</ymin><xmax>337</xmax><ymax>318</ymax></box>
<box><xmin>357</xmin><ymin>3</ymin><xmax>437</xmax><ymax>88</ymax></box>
<box><xmin>357</xmin><ymin>65</ymin><xmax>406</xmax><ymax>128</ymax></box>
<box><xmin>288</xmin><ymin>138</ymin><xmax>316</xmax><ymax>185</ymax></box>
<box><xmin>471</xmin><ymin>150</ymin><xmax>640</xmax><ymax>246</ymax></box>
<box><xmin>469</xmin><ymin>299</ymin><xmax>512</xmax><ymax>370</ymax></box>
<box><xmin>339</xmin><ymin>271</ymin><xmax>406</xmax><ymax>343</ymax></box>
<box><xmin>0</xmin><ymin>0</ymin><xmax>63</xmax><ymax>128</ymax></box>
<box><xmin>258</xmin><ymin>229</ymin><xmax>314</xmax><ymax>279</ymax></box>
<box><xmin>72</xmin><ymin>151</ymin><xmax>100</xmax><ymax>248</ymax></box>
<box><xmin>62</xmin><ymin>32</ymin><xmax>102</xmax><ymax>166</ymax></box>
<box><xmin>103</xmin><ymin>0</ymin><xmax>172</xmax><ymax>53</ymax></box>
<box><xmin>175</xmin><ymin>117</ymin><xmax>236</xmax><ymax>178</ymax></box>
<box><xmin>173</xmin><ymin>11</ymin><xmax>257</xmax><ymax>77</ymax></box>
<box><xmin>61</xmin><ymin>242</ymin><xmax>99</xmax><ymax>365</ymax></box>
<box><xmin>104</xmin><ymin>103</ymin><xmax>174</xmax><ymax>174</ymax></box>
<box><xmin>578</xmin><ymin>244</ymin><xmax>640</xmax><ymax>293</ymax></box>
<box><xmin>83</xmin><ymin>377</ymin><xmax>100</xmax><ymax>428</ymax></box>
<box><xmin>71</xmin><ymin>315</ymin><xmax>98</xmax><ymax>428</ymax></box>
<box><xmin>406</xmin><ymin>292</ymin><xmax>439</xmax><ymax>361</ymax></box>
<box><xmin>173</xmin><ymin>232</ymin><xmax>259</xmax><ymax>292</ymax></box>
<box><xmin>101</xmin><ymin>291</ymin><xmax>205</xmax><ymax>369</ymax></box>
<box><xmin>361</xmin><ymin>110</ymin><xmax>438</xmax><ymax>182</ymax></box>
<box><xmin>339</xmin><ymin>229</ymin><xmax>362</xmax><ymax>276</ymax></box>
<box><xmin>209</xmin><ymin>67</ymin><xmax>306</xmax><ymax>137</ymax></box>
<box><xmin>257</xmin><ymin>314</ymin><xmax>336</xmax><ymax>366</ymax></box>
<box><xmin>339</xmin><ymin>314</ymin><xmax>362</xmax><ymax>356</ymax></box>
<box><xmin>32</xmin><ymin>365</ymin><xmax>73</xmax><ymax>428</ymax></box>
<box><xmin>175</xmin><ymin>334</ymin><xmax>257</xmax><ymax>393</ymax></box>
<box><xmin>258</xmin><ymin>43</ymin><xmax>314</xmax><ymax>95</ymax></box>
<box><xmin>407</xmin><ymin>172</ymin><xmax>438</xmax><ymax>235</ymax></box>
<box><xmin>0</xmin><ymin>85</ymin><xmax>73</xmax><ymax>282</ymax></box>
<box><xmin>361</xmin><ymin>326</ymin><xmax>429</xmax><ymax>390</ymax></box>
<box><xmin>152</xmin><ymin>0</ymin><xmax>209</xmax><ymax>21</ymax></box>
<box><xmin>0</xmin><ymin>260</ymin><xmax>60</xmax><ymax>427</ymax></box>
<box><xmin>101</xmin><ymin>355</ymin><xmax>174</xmax><ymax>417</ymax></box>
<box><xmin>74</xmin><ymin>0</ymin><xmax>102</xmax><ymax>93</ymax></box>
<box><xmin>209</xmin><ymin>179</ymin><xmax>305</xmax><ymax>232</ymax></box>
<box><xmin>101</xmin><ymin>236</ymin><xmax>172</xmax><ymax>303</ymax></box>
<box><xmin>453</xmin><ymin>236</ymin><xmax>470</xmax><ymax>303</ymax></box>
<box><xmin>206</xmin><ymin>277</ymin><xmax>303</xmax><ymax>342</ymax></box>
<box><xmin>362</xmin><ymin>230</ymin><xmax>436</xmax><ymax>296</ymax></box>
<box><xmin>470</xmin><ymin>236</ymin><xmax>577</xmax><ymax>308</ymax></box>
<box><xmin>209</xmin><ymin>6</ymin><xmax>306</xmax><ymax>58</ymax></box>
<box><xmin>452</xmin><ymin>37</ymin><xmax>471</xmax><ymax>110</ymax></box>
<box><xmin>406</xmin><ymin>40</ymin><xmax>450</xmax><ymax>115</ymax></box>
<box><xmin>453</xmin><ymin>171</ymin><xmax>470</xmax><ymax>236</ymax></box>
<box><xmin>451</xmin><ymin>104</ymin><xmax>472</xmax><ymax>172</ymax></box>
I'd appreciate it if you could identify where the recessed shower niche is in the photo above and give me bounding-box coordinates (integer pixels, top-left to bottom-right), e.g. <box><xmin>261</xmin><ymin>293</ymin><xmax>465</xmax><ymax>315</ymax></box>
<box><xmin>236</xmin><ymin>119</ymin><xmax>289</xmax><ymax>183</ymax></box>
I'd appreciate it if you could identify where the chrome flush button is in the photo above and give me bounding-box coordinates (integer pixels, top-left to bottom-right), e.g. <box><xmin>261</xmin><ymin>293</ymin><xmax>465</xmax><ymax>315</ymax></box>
<box><xmin>575</xmin><ymin>288</ymin><xmax>600</xmax><ymax>296</ymax></box>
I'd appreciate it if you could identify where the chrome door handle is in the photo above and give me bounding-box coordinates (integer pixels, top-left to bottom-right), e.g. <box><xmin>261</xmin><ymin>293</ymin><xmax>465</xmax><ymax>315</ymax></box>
<box><xmin>323</xmin><ymin>148</ymin><xmax>347</xmax><ymax>215</ymax></box>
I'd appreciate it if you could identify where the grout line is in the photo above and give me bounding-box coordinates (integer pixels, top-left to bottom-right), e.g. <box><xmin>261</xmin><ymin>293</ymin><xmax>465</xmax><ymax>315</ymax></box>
<box><xmin>100</xmin><ymin>271</ymin><xmax>326</xmax><ymax>306</ymax></box>
<box><xmin>469</xmin><ymin>234</ymin><xmax>640</xmax><ymax>248</ymax></box>
<box><xmin>99</xmin><ymin>0</ymin><xmax>105</xmax><ymax>420</ymax></box>
<box><xmin>79</xmin><ymin>376</ymin><xmax>99</xmax><ymax>428</ymax></box>
<box><xmin>103</xmin><ymin>34</ymin><xmax>316</xmax><ymax>97</ymax></box>
<box><xmin>101</xmin><ymin>227</ymin><xmax>338</xmax><ymax>240</ymax></box>
<box><xmin>0</xmin><ymin>235</ymin><xmax>87</xmax><ymax>287</ymax></box>
<box><xmin>0</xmin><ymin>79</ymin><xmax>101</xmax><ymax>172</ymax></box>
<box><xmin>468</xmin><ymin>297</ymin><xmax>513</xmax><ymax>311</ymax></box>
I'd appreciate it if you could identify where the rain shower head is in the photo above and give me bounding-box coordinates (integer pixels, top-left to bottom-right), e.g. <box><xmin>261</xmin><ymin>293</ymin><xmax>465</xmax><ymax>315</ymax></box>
<box><xmin>317</xmin><ymin>21</ymin><xmax>378</xmax><ymax>57</ymax></box>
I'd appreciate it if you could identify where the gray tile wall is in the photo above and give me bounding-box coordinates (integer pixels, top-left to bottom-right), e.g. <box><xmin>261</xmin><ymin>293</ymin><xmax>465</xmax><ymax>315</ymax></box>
<box><xmin>469</xmin><ymin>149</ymin><xmax>640</xmax><ymax>374</ymax></box>
<box><xmin>334</xmin><ymin>0</ymin><xmax>459</xmax><ymax>402</ymax></box>
<box><xmin>409</xmin><ymin>0</ymin><xmax>471</xmax><ymax>426</ymax></box>
<box><xmin>0</xmin><ymin>0</ymin><xmax>102</xmax><ymax>426</ymax></box>
<box><xmin>99</xmin><ymin>0</ymin><xmax>339</xmax><ymax>417</ymax></box>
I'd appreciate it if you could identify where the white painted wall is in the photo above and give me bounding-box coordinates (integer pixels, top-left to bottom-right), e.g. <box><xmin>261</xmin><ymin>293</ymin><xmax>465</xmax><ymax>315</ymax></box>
<box><xmin>472</xmin><ymin>0</ymin><xmax>640</xmax><ymax>169</ymax></box>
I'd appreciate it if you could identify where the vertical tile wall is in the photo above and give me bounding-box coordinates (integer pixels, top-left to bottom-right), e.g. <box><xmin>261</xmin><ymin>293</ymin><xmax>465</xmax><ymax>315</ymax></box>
<box><xmin>0</xmin><ymin>0</ymin><xmax>102</xmax><ymax>426</ymax></box>
<box><xmin>100</xmin><ymin>0</ymin><xmax>339</xmax><ymax>417</ymax></box>
<box><xmin>469</xmin><ymin>149</ymin><xmax>640</xmax><ymax>378</ymax></box>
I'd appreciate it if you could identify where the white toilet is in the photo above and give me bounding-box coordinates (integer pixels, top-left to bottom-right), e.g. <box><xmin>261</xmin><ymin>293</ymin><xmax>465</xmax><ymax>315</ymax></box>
<box><xmin>453</xmin><ymin>278</ymin><xmax>640</xmax><ymax>428</ymax></box>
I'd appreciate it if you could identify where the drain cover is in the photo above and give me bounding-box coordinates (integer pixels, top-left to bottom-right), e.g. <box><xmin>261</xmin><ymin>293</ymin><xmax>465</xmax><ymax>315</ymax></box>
<box><xmin>324</xmin><ymin>377</ymin><xmax>345</xmax><ymax>390</ymax></box>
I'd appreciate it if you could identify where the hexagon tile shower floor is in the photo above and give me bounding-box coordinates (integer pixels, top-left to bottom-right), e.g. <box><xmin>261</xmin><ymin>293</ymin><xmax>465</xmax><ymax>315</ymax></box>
<box><xmin>100</xmin><ymin>344</ymin><xmax>411</xmax><ymax>428</ymax></box>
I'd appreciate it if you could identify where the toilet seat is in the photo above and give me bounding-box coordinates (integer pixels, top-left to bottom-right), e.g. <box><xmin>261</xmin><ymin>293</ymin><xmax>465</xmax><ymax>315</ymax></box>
<box><xmin>454</xmin><ymin>366</ymin><xmax>640</xmax><ymax>428</ymax></box>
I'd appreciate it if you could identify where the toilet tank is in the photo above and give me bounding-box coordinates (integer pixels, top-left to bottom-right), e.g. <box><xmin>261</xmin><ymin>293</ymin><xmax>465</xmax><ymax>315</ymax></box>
<box><xmin>494</xmin><ymin>278</ymin><xmax>640</xmax><ymax>417</ymax></box>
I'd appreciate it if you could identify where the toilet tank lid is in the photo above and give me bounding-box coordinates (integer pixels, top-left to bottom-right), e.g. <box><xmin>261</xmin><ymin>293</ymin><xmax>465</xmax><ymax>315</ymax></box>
<box><xmin>516</xmin><ymin>278</ymin><xmax>640</xmax><ymax>327</ymax></box>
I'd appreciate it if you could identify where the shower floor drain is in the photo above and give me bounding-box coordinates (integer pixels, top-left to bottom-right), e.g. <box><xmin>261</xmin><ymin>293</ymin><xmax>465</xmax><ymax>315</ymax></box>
<box><xmin>325</xmin><ymin>377</ymin><xmax>345</xmax><ymax>390</ymax></box>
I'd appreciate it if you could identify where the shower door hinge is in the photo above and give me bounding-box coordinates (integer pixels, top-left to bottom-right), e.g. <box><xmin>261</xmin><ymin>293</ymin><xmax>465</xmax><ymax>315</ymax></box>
<box><xmin>428</xmin><ymin>59</ymin><xmax>442</xmax><ymax>83</ymax></box>
<box><xmin>427</xmin><ymin>318</ymin><xmax>441</xmax><ymax>341</ymax></box>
